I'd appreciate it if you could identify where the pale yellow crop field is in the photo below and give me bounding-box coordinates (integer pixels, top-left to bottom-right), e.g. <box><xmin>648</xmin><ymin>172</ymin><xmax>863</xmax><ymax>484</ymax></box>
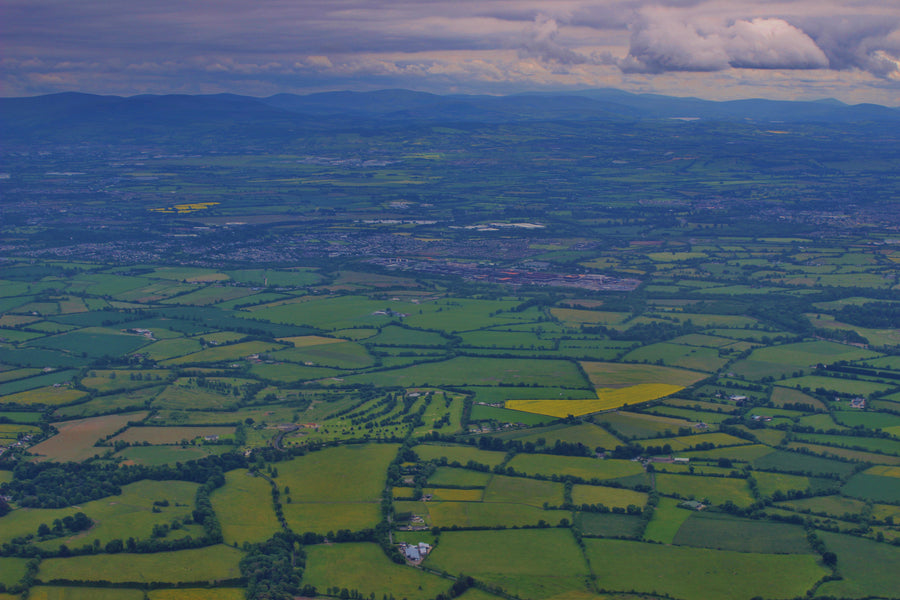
<box><xmin>506</xmin><ymin>383</ymin><xmax>684</xmax><ymax>417</ymax></box>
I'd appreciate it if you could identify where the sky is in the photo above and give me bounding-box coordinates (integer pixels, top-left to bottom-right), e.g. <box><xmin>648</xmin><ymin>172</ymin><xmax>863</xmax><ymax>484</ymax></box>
<box><xmin>2</xmin><ymin>0</ymin><xmax>900</xmax><ymax>105</ymax></box>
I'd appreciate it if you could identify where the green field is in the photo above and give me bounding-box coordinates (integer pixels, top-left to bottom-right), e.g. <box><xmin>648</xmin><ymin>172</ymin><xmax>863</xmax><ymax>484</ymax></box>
<box><xmin>278</xmin><ymin>444</ymin><xmax>396</xmax><ymax>533</ymax></box>
<box><xmin>753</xmin><ymin>449</ymin><xmax>858</xmax><ymax>476</ymax></box>
<box><xmin>841</xmin><ymin>472</ymin><xmax>900</xmax><ymax>502</ymax></box>
<box><xmin>779</xmin><ymin>375</ymin><xmax>894</xmax><ymax>396</ymax></box>
<box><xmin>210</xmin><ymin>469</ymin><xmax>282</xmax><ymax>546</ymax></box>
<box><xmin>426</xmin><ymin>467</ymin><xmax>492</xmax><ymax>487</ymax></box>
<box><xmin>488</xmin><ymin>422</ymin><xmax>622</xmax><ymax>451</ymax></box>
<box><xmin>0</xmin><ymin>479</ymin><xmax>199</xmax><ymax>549</ymax></box>
<box><xmin>816</xmin><ymin>531</ymin><xmax>900</xmax><ymax>599</ymax></box>
<box><xmin>672</xmin><ymin>511</ymin><xmax>811</xmax><ymax>553</ymax></box>
<box><xmin>113</xmin><ymin>444</ymin><xmax>232</xmax><ymax>466</ymax></box>
<box><xmin>653</xmin><ymin>473</ymin><xmax>754</xmax><ymax>507</ymax></box>
<box><xmin>571</xmin><ymin>484</ymin><xmax>647</xmax><ymax>509</ymax></box>
<box><xmin>425</xmin><ymin>529</ymin><xmax>590</xmax><ymax>600</ymax></box>
<box><xmin>622</xmin><ymin>342</ymin><xmax>728</xmax><ymax>372</ymax></box>
<box><xmin>38</xmin><ymin>545</ymin><xmax>243</xmax><ymax>583</ymax></box>
<box><xmin>342</xmin><ymin>356</ymin><xmax>590</xmax><ymax>388</ymax></box>
<box><xmin>776</xmin><ymin>495</ymin><xmax>867</xmax><ymax>518</ymax></box>
<box><xmin>28</xmin><ymin>587</ymin><xmax>145</xmax><ymax>600</ymax></box>
<box><xmin>0</xmin><ymin>557</ymin><xmax>27</xmax><ymax>588</ymax></box>
<box><xmin>584</xmin><ymin>538</ymin><xmax>826</xmax><ymax>600</ymax></box>
<box><xmin>642</xmin><ymin>497</ymin><xmax>693</xmax><ymax>543</ymax></box>
<box><xmin>415</xmin><ymin>444</ymin><xmax>507</xmax><ymax>467</ymax></box>
<box><xmin>53</xmin><ymin>386</ymin><xmax>164</xmax><ymax>418</ymax></box>
<box><xmin>483</xmin><ymin>475</ymin><xmax>564</xmax><ymax>507</ymax></box>
<box><xmin>304</xmin><ymin>542</ymin><xmax>449</xmax><ymax>599</ymax></box>
<box><xmin>423</xmin><ymin>501</ymin><xmax>550</xmax><ymax>528</ymax></box>
<box><xmin>507</xmin><ymin>454</ymin><xmax>643</xmax><ymax>482</ymax></box>
<box><xmin>595</xmin><ymin>411</ymin><xmax>696</xmax><ymax>439</ymax></box>
<box><xmin>576</xmin><ymin>512</ymin><xmax>644</xmax><ymax>538</ymax></box>
<box><xmin>279</xmin><ymin>444</ymin><xmax>397</xmax><ymax>502</ymax></box>
<box><xmin>471</xmin><ymin>405</ymin><xmax>560</xmax><ymax>426</ymax></box>
<box><xmin>283</xmin><ymin>501</ymin><xmax>381</xmax><ymax>535</ymax></box>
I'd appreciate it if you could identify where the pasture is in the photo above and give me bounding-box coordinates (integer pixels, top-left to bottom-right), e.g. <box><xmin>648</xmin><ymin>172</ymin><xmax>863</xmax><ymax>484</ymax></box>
<box><xmin>53</xmin><ymin>386</ymin><xmax>164</xmax><ymax>419</ymax></box>
<box><xmin>151</xmin><ymin>380</ymin><xmax>240</xmax><ymax>411</ymax></box>
<box><xmin>841</xmin><ymin>472</ymin><xmax>900</xmax><ymax>503</ymax></box>
<box><xmin>571</xmin><ymin>485</ymin><xmax>647</xmax><ymax>509</ymax></box>
<box><xmin>278</xmin><ymin>443</ymin><xmax>398</xmax><ymax>502</ymax></box>
<box><xmin>283</xmin><ymin>501</ymin><xmax>381</xmax><ymax>534</ymax></box>
<box><xmin>28</xmin><ymin>328</ymin><xmax>151</xmax><ymax>357</ymax></box>
<box><xmin>150</xmin><ymin>589</ymin><xmax>245</xmax><ymax>600</ymax></box>
<box><xmin>161</xmin><ymin>340</ymin><xmax>286</xmax><ymax>366</ymax></box>
<box><xmin>424</xmin><ymin>487</ymin><xmax>483</xmax><ymax>501</ymax></box>
<box><xmin>425</xmin><ymin>529</ymin><xmax>590</xmax><ymax>600</ymax></box>
<box><xmin>771</xmin><ymin>386</ymin><xmax>826</xmax><ymax>410</ymax></box>
<box><xmin>622</xmin><ymin>343</ymin><xmax>727</xmax><ymax>372</ymax></box>
<box><xmin>0</xmin><ymin>368</ymin><xmax>78</xmax><ymax>396</ymax></box>
<box><xmin>680</xmin><ymin>443</ymin><xmax>775</xmax><ymax>462</ymax></box>
<box><xmin>38</xmin><ymin>545</ymin><xmax>243</xmax><ymax>583</ymax></box>
<box><xmin>579</xmin><ymin>361</ymin><xmax>707</xmax><ymax>388</ymax></box>
<box><xmin>653</xmin><ymin>473</ymin><xmax>754</xmax><ymax>507</ymax></box>
<box><xmin>423</xmin><ymin>501</ymin><xmax>549</xmax><ymax>528</ymax></box>
<box><xmin>483</xmin><ymin>475</ymin><xmax>564</xmax><ymax>507</ymax></box>
<box><xmin>635</xmin><ymin>432</ymin><xmax>749</xmax><ymax>452</ymax></box>
<box><xmin>788</xmin><ymin>441</ymin><xmax>900</xmax><ymax>465</ymax></box>
<box><xmin>489</xmin><ymin>422</ymin><xmax>622</xmax><ymax>451</ymax></box>
<box><xmin>271</xmin><ymin>340</ymin><xmax>374</xmax><ymax>369</ymax></box>
<box><xmin>343</xmin><ymin>356</ymin><xmax>590</xmax><ymax>389</ymax></box>
<box><xmin>0</xmin><ymin>479</ymin><xmax>199</xmax><ymax>550</ymax></box>
<box><xmin>671</xmin><ymin>512</ymin><xmax>811</xmax><ymax>553</ymax></box>
<box><xmin>209</xmin><ymin>469</ymin><xmax>282</xmax><ymax>545</ymax></box>
<box><xmin>779</xmin><ymin>375</ymin><xmax>893</xmax><ymax>396</ymax></box>
<box><xmin>594</xmin><ymin>411</ymin><xmax>696</xmax><ymax>439</ymax></box>
<box><xmin>114</xmin><ymin>444</ymin><xmax>232</xmax><ymax>466</ymax></box>
<box><xmin>426</xmin><ymin>467</ymin><xmax>492</xmax><ymax>487</ymax></box>
<box><xmin>584</xmin><ymin>538</ymin><xmax>826</xmax><ymax>600</ymax></box>
<box><xmin>817</xmin><ymin>531</ymin><xmax>900</xmax><ymax>599</ymax></box>
<box><xmin>415</xmin><ymin>444</ymin><xmax>507</xmax><ymax>467</ymax></box>
<box><xmin>507</xmin><ymin>454</ymin><xmax>643</xmax><ymax>482</ymax></box>
<box><xmin>28</xmin><ymin>587</ymin><xmax>144</xmax><ymax>600</ymax></box>
<box><xmin>753</xmin><ymin>449</ymin><xmax>858</xmax><ymax>476</ymax></box>
<box><xmin>0</xmin><ymin>558</ymin><xmax>27</xmax><ymax>588</ymax></box>
<box><xmin>576</xmin><ymin>512</ymin><xmax>644</xmax><ymax>538</ymax></box>
<box><xmin>0</xmin><ymin>386</ymin><xmax>88</xmax><ymax>407</ymax></box>
<box><xmin>642</xmin><ymin>497</ymin><xmax>693</xmax><ymax>543</ymax></box>
<box><xmin>304</xmin><ymin>542</ymin><xmax>449</xmax><ymax>599</ymax></box>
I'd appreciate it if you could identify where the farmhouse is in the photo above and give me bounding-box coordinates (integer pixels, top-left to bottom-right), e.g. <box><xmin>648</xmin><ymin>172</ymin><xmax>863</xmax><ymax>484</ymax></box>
<box><xmin>850</xmin><ymin>397</ymin><xmax>866</xmax><ymax>409</ymax></box>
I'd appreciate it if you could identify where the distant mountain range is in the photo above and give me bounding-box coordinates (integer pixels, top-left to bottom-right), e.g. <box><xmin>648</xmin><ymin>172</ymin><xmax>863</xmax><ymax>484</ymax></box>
<box><xmin>2</xmin><ymin>88</ymin><xmax>898</xmax><ymax>142</ymax></box>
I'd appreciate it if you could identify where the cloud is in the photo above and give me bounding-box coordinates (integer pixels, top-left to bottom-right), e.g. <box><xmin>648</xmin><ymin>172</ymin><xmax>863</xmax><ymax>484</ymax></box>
<box><xmin>799</xmin><ymin>15</ymin><xmax>900</xmax><ymax>79</ymax></box>
<box><xmin>620</xmin><ymin>9</ymin><xmax>829</xmax><ymax>73</ymax></box>
<box><xmin>520</xmin><ymin>14</ymin><xmax>592</xmax><ymax>65</ymax></box>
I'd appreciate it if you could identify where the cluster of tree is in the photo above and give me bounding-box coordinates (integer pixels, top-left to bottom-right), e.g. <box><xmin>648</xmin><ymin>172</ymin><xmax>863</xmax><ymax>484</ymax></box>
<box><xmin>240</xmin><ymin>532</ymin><xmax>312</xmax><ymax>600</ymax></box>
<box><xmin>471</xmin><ymin>434</ymin><xmax>593</xmax><ymax>457</ymax></box>
<box><xmin>836</xmin><ymin>301</ymin><xmax>900</xmax><ymax>329</ymax></box>
<box><xmin>3</xmin><ymin>452</ymin><xmax>247</xmax><ymax>508</ymax></box>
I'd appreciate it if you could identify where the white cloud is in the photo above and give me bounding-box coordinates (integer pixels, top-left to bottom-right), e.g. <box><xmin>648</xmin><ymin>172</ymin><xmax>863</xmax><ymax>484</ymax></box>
<box><xmin>621</xmin><ymin>9</ymin><xmax>829</xmax><ymax>72</ymax></box>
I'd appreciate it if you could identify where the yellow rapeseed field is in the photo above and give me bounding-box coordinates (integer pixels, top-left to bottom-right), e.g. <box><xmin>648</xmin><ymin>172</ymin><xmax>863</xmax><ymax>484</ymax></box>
<box><xmin>506</xmin><ymin>383</ymin><xmax>684</xmax><ymax>417</ymax></box>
